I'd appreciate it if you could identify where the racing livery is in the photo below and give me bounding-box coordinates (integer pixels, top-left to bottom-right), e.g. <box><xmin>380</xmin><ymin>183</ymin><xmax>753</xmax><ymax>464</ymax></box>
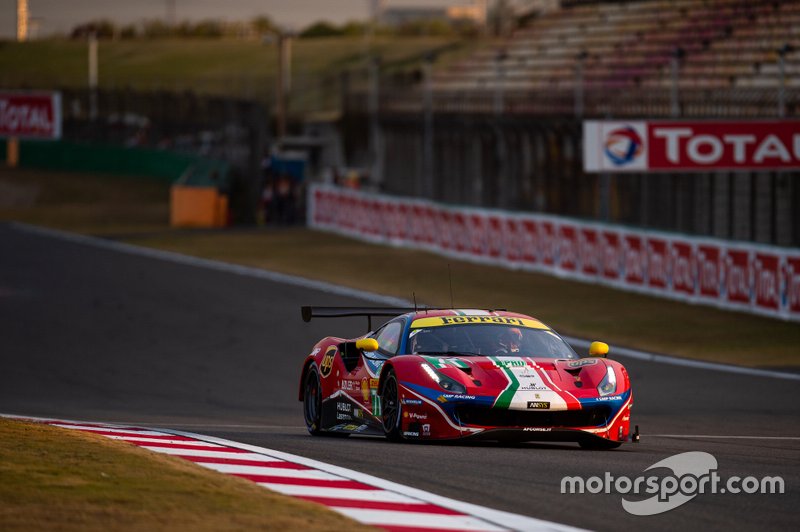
<box><xmin>299</xmin><ymin>307</ymin><xmax>636</xmax><ymax>449</ymax></box>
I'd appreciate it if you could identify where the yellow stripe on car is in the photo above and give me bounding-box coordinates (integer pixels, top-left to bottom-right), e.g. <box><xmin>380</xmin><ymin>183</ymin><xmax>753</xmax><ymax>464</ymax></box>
<box><xmin>410</xmin><ymin>315</ymin><xmax>549</xmax><ymax>329</ymax></box>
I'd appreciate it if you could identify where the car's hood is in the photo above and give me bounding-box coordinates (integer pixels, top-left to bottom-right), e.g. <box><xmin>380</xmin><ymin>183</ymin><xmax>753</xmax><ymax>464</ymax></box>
<box><xmin>415</xmin><ymin>354</ymin><xmax>618</xmax><ymax>410</ymax></box>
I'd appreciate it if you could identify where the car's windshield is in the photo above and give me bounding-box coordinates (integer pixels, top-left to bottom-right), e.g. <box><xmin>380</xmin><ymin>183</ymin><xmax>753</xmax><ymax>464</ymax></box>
<box><xmin>407</xmin><ymin>323</ymin><xmax>578</xmax><ymax>359</ymax></box>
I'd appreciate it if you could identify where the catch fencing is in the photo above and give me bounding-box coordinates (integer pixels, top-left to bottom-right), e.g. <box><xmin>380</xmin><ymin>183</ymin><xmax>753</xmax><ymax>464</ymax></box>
<box><xmin>308</xmin><ymin>183</ymin><xmax>800</xmax><ymax>322</ymax></box>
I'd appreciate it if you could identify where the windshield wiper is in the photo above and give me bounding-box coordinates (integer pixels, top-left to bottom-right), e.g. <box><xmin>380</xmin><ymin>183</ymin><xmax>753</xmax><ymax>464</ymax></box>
<box><xmin>415</xmin><ymin>351</ymin><xmax>482</xmax><ymax>357</ymax></box>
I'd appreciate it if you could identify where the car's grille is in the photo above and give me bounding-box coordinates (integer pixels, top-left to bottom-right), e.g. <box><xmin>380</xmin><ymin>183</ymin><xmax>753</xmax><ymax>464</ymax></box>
<box><xmin>455</xmin><ymin>405</ymin><xmax>611</xmax><ymax>428</ymax></box>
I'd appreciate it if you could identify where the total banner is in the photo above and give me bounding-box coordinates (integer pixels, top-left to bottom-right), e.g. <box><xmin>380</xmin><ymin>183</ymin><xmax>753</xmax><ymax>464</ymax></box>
<box><xmin>308</xmin><ymin>184</ymin><xmax>800</xmax><ymax>322</ymax></box>
<box><xmin>0</xmin><ymin>91</ymin><xmax>62</xmax><ymax>140</ymax></box>
<box><xmin>584</xmin><ymin>119</ymin><xmax>800</xmax><ymax>172</ymax></box>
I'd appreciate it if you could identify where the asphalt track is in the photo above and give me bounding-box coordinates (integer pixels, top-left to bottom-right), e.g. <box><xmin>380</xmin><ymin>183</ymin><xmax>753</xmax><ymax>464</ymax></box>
<box><xmin>1</xmin><ymin>223</ymin><xmax>798</xmax><ymax>531</ymax></box>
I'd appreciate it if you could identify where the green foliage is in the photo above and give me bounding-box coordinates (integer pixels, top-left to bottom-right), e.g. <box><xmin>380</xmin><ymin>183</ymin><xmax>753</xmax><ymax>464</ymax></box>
<box><xmin>299</xmin><ymin>21</ymin><xmax>345</xmax><ymax>39</ymax></box>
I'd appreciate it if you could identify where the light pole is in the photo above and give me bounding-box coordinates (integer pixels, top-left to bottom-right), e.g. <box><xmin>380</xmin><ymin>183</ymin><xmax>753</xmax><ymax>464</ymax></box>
<box><xmin>670</xmin><ymin>46</ymin><xmax>685</xmax><ymax>118</ymax></box>
<box><xmin>88</xmin><ymin>31</ymin><xmax>98</xmax><ymax>120</ymax></box>
<box><xmin>16</xmin><ymin>0</ymin><xmax>28</xmax><ymax>41</ymax></box>
<box><xmin>493</xmin><ymin>48</ymin><xmax>507</xmax><ymax>116</ymax></box>
<box><xmin>274</xmin><ymin>32</ymin><xmax>293</xmax><ymax>140</ymax></box>
<box><xmin>777</xmin><ymin>43</ymin><xmax>792</xmax><ymax>118</ymax></box>
<box><xmin>422</xmin><ymin>52</ymin><xmax>436</xmax><ymax>199</ymax></box>
<box><xmin>574</xmin><ymin>50</ymin><xmax>587</xmax><ymax>119</ymax></box>
<box><xmin>368</xmin><ymin>55</ymin><xmax>382</xmax><ymax>186</ymax></box>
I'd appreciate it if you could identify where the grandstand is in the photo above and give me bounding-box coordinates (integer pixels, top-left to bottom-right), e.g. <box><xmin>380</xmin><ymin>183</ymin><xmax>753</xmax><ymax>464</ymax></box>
<box><xmin>425</xmin><ymin>0</ymin><xmax>799</xmax><ymax>116</ymax></box>
<box><xmin>437</xmin><ymin>0</ymin><xmax>798</xmax><ymax>90</ymax></box>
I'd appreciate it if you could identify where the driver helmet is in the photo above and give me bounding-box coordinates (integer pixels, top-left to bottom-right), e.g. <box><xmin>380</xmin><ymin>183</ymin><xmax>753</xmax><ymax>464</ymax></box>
<box><xmin>499</xmin><ymin>327</ymin><xmax>523</xmax><ymax>353</ymax></box>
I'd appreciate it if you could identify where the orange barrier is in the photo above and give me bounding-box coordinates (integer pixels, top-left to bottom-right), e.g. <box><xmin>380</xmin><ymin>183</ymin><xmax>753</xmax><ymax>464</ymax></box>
<box><xmin>170</xmin><ymin>185</ymin><xmax>228</xmax><ymax>228</ymax></box>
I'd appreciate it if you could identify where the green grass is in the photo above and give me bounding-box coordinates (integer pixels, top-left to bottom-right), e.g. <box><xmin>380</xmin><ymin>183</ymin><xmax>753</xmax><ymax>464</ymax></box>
<box><xmin>0</xmin><ymin>166</ymin><xmax>169</xmax><ymax>234</ymax></box>
<box><xmin>0</xmin><ymin>418</ymin><xmax>374</xmax><ymax>531</ymax></box>
<box><xmin>0</xmin><ymin>36</ymin><xmax>475</xmax><ymax>113</ymax></box>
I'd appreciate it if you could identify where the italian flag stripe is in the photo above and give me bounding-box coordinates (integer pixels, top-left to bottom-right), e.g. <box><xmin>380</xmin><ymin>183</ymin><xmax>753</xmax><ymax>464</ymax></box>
<box><xmin>491</xmin><ymin>356</ymin><xmax>519</xmax><ymax>409</ymax></box>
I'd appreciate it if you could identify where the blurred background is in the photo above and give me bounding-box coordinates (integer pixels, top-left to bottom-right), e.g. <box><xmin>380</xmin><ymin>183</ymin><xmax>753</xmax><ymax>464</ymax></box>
<box><xmin>1</xmin><ymin>0</ymin><xmax>797</xmax><ymax>243</ymax></box>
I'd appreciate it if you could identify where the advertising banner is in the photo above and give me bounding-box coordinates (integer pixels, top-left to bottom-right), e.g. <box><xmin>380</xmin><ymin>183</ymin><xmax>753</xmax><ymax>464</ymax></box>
<box><xmin>308</xmin><ymin>184</ymin><xmax>800</xmax><ymax>322</ymax></box>
<box><xmin>0</xmin><ymin>91</ymin><xmax>62</xmax><ymax>140</ymax></box>
<box><xmin>584</xmin><ymin>120</ymin><xmax>800</xmax><ymax>172</ymax></box>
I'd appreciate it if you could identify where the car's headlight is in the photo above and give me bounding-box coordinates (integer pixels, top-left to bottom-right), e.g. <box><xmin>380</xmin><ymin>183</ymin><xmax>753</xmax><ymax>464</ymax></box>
<box><xmin>422</xmin><ymin>363</ymin><xmax>466</xmax><ymax>394</ymax></box>
<box><xmin>597</xmin><ymin>365</ymin><xmax>617</xmax><ymax>396</ymax></box>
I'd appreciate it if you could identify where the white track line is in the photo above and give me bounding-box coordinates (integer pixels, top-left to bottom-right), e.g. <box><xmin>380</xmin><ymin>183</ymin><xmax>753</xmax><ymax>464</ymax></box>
<box><xmin>11</xmin><ymin>222</ymin><xmax>799</xmax><ymax>382</ymax></box>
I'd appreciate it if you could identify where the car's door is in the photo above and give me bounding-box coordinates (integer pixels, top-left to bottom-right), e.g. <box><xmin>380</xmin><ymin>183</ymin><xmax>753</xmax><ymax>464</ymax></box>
<box><xmin>342</xmin><ymin>319</ymin><xmax>404</xmax><ymax>418</ymax></box>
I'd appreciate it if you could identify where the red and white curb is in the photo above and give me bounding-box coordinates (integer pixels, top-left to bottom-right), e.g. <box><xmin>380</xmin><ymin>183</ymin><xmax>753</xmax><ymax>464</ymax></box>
<box><xmin>4</xmin><ymin>415</ymin><xmax>582</xmax><ymax>532</ymax></box>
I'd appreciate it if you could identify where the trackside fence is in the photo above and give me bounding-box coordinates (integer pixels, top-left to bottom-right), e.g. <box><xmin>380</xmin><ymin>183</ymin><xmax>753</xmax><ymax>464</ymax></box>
<box><xmin>308</xmin><ymin>184</ymin><xmax>800</xmax><ymax>322</ymax></box>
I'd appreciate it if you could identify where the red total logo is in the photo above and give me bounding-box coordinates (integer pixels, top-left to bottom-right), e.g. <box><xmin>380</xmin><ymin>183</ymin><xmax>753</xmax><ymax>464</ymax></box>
<box><xmin>649</xmin><ymin>121</ymin><xmax>800</xmax><ymax>170</ymax></box>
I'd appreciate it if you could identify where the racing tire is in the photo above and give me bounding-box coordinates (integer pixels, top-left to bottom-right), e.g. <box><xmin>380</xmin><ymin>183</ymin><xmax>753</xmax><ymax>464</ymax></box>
<box><xmin>380</xmin><ymin>370</ymin><xmax>403</xmax><ymax>442</ymax></box>
<box><xmin>303</xmin><ymin>366</ymin><xmax>324</xmax><ymax>435</ymax></box>
<box><xmin>578</xmin><ymin>438</ymin><xmax>622</xmax><ymax>450</ymax></box>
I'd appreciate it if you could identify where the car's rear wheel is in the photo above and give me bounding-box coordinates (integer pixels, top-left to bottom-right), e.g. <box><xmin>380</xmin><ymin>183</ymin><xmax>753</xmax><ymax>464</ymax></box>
<box><xmin>380</xmin><ymin>371</ymin><xmax>403</xmax><ymax>441</ymax></box>
<box><xmin>579</xmin><ymin>437</ymin><xmax>622</xmax><ymax>450</ymax></box>
<box><xmin>303</xmin><ymin>366</ymin><xmax>323</xmax><ymax>435</ymax></box>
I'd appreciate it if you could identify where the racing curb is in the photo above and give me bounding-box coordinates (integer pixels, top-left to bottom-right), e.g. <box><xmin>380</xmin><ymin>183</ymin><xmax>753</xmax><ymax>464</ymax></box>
<box><xmin>3</xmin><ymin>414</ymin><xmax>584</xmax><ymax>532</ymax></box>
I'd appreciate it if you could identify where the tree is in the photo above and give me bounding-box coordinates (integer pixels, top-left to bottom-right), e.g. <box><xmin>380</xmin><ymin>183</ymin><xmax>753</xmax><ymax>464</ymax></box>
<box><xmin>299</xmin><ymin>21</ymin><xmax>344</xmax><ymax>38</ymax></box>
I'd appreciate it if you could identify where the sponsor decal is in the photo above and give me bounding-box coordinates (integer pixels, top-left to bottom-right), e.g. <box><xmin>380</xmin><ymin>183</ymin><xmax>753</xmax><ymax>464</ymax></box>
<box><xmin>725</xmin><ymin>249</ymin><xmax>752</xmax><ymax>304</ymax></box>
<box><xmin>523</xmin><ymin>427</ymin><xmax>552</xmax><ymax>432</ymax></box>
<box><xmin>364</xmin><ymin>357</ymin><xmax>385</xmax><ymax>377</ymax></box>
<box><xmin>494</xmin><ymin>358</ymin><xmax>527</xmax><ymax>368</ymax></box>
<box><xmin>0</xmin><ymin>92</ymin><xmax>62</xmax><ymax>139</ymax></box>
<box><xmin>332</xmin><ymin>423</ymin><xmax>369</xmax><ymax>432</ymax></box>
<box><xmin>354</xmin><ymin>408</ymin><xmax>363</xmax><ymax>419</ymax></box>
<box><xmin>320</xmin><ymin>346</ymin><xmax>337</xmax><ymax>377</ymax></box>
<box><xmin>402</xmin><ymin>398</ymin><xmax>423</xmax><ymax>405</ymax></box>
<box><xmin>339</xmin><ymin>379</ymin><xmax>361</xmax><ymax>392</ymax></box>
<box><xmin>567</xmin><ymin>359</ymin><xmax>597</xmax><ymax>368</ymax></box>
<box><xmin>605</xmin><ymin>125</ymin><xmax>646</xmax><ymax>167</ymax></box>
<box><xmin>647</xmin><ymin>238</ymin><xmax>670</xmax><ymax>290</ymax></box>
<box><xmin>422</xmin><ymin>423</ymin><xmax>431</xmax><ymax>436</ymax></box>
<box><xmin>527</xmin><ymin>401</ymin><xmax>550</xmax><ymax>409</ymax></box>
<box><xmin>437</xmin><ymin>394</ymin><xmax>476</xmax><ymax>403</ymax></box>
<box><xmin>336</xmin><ymin>402</ymin><xmax>352</xmax><ymax>413</ymax></box>
<box><xmin>361</xmin><ymin>379</ymin><xmax>370</xmax><ymax>402</ymax></box>
<box><xmin>671</xmin><ymin>241</ymin><xmax>696</xmax><ymax>295</ymax></box>
<box><xmin>597</xmin><ymin>395</ymin><xmax>624</xmax><ymax>402</ymax></box>
<box><xmin>411</xmin><ymin>315</ymin><xmax>547</xmax><ymax>329</ymax></box>
<box><xmin>403</xmin><ymin>431</ymin><xmax>420</xmax><ymax>438</ymax></box>
<box><xmin>586</xmin><ymin>120</ymin><xmax>800</xmax><ymax>171</ymax></box>
<box><xmin>559</xmin><ymin>224</ymin><xmax>579</xmax><ymax>271</ymax></box>
<box><xmin>404</xmin><ymin>412</ymin><xmax>428</xmax><ymax>421</ymax></box>
<box><xmin>754</xmin><ymin>253</ymin><xmax>780</xmax><ymax>311</ymax></box>
<box><xmin>336</xmin><ymin>412</ymin><xmax>351</xmax><ymax>421</ymax></box>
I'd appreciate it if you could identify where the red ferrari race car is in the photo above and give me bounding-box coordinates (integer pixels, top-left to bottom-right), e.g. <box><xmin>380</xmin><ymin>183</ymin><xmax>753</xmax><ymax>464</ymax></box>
<box><xmin>299</xmin><ymin>307</ymin><xmax>637</xmax><ymax>449</ymax></box>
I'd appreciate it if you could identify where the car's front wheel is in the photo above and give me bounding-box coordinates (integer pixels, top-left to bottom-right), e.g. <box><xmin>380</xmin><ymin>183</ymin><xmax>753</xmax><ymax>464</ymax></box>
<box><xmin>380</xmin><ymin>370</ymin><xmax>402</xmax><ymax>441</ymax></box>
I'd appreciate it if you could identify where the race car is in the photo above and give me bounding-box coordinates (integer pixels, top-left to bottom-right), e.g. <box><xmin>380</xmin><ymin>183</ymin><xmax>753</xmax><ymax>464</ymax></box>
<box><xmin>299</xmin><ymin>307</ymin><xmax>636</xmax><ymax>449</ymax></box>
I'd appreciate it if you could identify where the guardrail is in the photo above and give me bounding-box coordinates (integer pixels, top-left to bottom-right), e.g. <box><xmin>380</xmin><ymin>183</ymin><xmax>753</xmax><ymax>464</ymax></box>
<box><xmin>308</xmin><ymin>184</ymin><xmax>800</xmax><ymax>322</ymax></box>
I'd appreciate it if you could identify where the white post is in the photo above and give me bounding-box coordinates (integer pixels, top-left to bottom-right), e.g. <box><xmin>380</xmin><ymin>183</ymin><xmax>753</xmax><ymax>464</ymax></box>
<box><xmin>16</xmin><ymin>0</ymin><xmax>28</xmax><ymax>42</ymax></box>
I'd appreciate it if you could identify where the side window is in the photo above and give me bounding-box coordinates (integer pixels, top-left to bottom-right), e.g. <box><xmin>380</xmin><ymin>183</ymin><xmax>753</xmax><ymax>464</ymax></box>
<box><xmin>374</xmin><ymin>321</ymin><xmax>403</xmax><ymax>355</ymax></box>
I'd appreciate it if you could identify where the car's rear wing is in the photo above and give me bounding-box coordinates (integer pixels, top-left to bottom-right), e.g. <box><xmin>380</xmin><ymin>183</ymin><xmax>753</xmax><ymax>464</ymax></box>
<box><xmin>301</xmin><ymin>306</ymin><xmax>419</xmax><ymax>330</ymax></box>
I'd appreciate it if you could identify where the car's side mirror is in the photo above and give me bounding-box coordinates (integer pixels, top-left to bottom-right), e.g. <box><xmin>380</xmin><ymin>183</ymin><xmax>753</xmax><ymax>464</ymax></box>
<box><xmin>356</xmin><ymin>338</ymin><xmax>379</xmax><ymax>352</ymax></box>
<box><xmin>588</xmin><ymin>341</ymin><xmax>609</xmax><ymax>358</ymax></box>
